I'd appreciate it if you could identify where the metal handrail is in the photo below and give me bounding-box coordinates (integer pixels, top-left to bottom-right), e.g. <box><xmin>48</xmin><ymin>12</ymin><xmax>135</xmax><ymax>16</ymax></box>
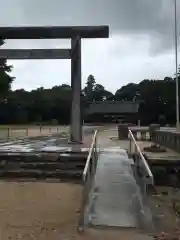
<box><xmin>78</xmin><ymin>130</ymin><xmax>99</xmax><ymax>232</ymax></box>
<box><xmin>129</xmin><ymin>129</ymin><xmax>154</xmax><ymax>185</ymax></box>
<box><xmin>83</xmin><ymin>130</ymin><xmax>98</xmax><ymax>181</ymax></box>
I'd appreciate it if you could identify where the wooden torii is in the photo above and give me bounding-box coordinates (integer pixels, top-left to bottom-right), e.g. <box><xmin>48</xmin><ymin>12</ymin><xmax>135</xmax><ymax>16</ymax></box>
<box><xmin>0</xmin><ymin>26</ymin><xmax>109</xmax><ymax>143</ymax></box>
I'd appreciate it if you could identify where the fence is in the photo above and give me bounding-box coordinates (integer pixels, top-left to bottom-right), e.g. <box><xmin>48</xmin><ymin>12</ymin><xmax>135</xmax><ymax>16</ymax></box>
<box><xmin>78</xmin><ymin>130</ymin><xmax>99</xmax><ymax>231</ymax></box>
<box><xmin>130</xmin><ymin>127</ymin><xmax>150</xmax><ymax>141</ymax></box>
<box><xmin>152</xmin><ymin>130</ymin><xmax>180</xmax><ymax>153</ymax></box>
<box><xmin>0</xmin><ymin>126</ymin><xmax>69</xmax><ymax>142</ymax></box>
<box><xmin>128</xmin><ymin>129</ymin><xmax>154</xmax><ymax>200</ymax></box>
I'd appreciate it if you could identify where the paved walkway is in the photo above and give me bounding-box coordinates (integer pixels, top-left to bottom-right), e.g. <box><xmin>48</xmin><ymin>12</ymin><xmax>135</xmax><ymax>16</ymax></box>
<box><xmin>87</xmin><ymin>130</ymin><xmax>153</xmax><ymax>230</ymax></box>
<box><xmin>88</xmin><ymin>147</ymin><xmax>143</xmax><ymax>228</ymax></box>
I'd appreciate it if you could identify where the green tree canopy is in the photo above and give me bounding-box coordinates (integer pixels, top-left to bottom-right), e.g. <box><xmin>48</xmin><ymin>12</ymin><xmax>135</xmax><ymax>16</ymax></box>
<box><xmin>0</xmin><ymin>57</ymin><xmax>179</xmax><ymax>126</ymax></box>
<box><xmin>0</xmin><ymin>39</ymin><xmax>14</xmax><ymax>99</ymax></box>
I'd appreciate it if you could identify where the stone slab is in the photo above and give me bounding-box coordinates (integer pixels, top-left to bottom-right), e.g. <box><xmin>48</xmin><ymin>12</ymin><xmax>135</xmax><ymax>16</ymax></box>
<box><xmin>0</xmin><ymin>126</ymin><xmax>95</xmax><ymax>153</ymax></box>
<box><xmin>111</xmin><ymin>139</ymin><xmax>180</xmax><ymax>161</ymax></box>
<box><xmin>137</xmin><ymin>141</ymin><xmax>180</xmax><ymax>161</ymax></box>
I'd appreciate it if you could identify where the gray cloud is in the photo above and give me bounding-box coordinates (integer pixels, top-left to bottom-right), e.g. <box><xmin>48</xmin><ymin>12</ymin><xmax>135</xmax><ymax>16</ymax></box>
<box><xmin>1</xmin><ymin>0</ymin><xmax>179</xmax><ymax>52</ymax></box>
<box><xmin>4</xmin><ymin>0</ymin><xmax>178</xmax><ymax>51</ymax></box>
<box><xmin>0</xmin><ymin>0</ymin><xmax>179</xmax><ymax>92</ymax></box>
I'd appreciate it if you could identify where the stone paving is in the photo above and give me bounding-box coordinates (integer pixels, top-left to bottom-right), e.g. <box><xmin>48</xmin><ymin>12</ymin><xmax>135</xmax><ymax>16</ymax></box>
<box><xmin>0</xmin><ymin>127</ymin><xmax>95</xmax><ymax>153</ymax></box>
<box><xmin>109</xmin><ymin>137</ymin><xmax>180</xmax><ymax>161</ymax></box>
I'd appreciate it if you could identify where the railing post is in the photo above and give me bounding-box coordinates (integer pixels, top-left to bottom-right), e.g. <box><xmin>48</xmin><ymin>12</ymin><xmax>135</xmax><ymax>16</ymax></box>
<box><xmin>142</xmin><ymin>176</ymin><xmax>147</xmax><ymax>200</ymax></box>
<box><xmin>133</xmin><ymin>153</ymin><xmax>138</xmax><ymax>181</ymax></box>
<box><xmin>26</xmin><ymin>128</ymin><xmax>28</xmax><ymax>137</ymax></box>
<box><xmin>78</xmin><ymin>180</ymin><xmax>86</xmax><ymax>232</ymax></box>
<box><xmin>92</xmin><ymin>149</ymin><xmax>95</xmax><ymax>177</ymax></box>
<box><xmin>7</xmin><ymin>128</ymin><xmax>10</xmax><ymax>139</ymax></box>
<box><xmin>128</xmin><ymin>129</ymin><xmax>154</xmax><ymax>198</ymax></box>
<box><xmin>129</xmin><ymin>138</ymin><xmax>132</xmax><ymax>153</ymax></box>
<box><xmin>94</xmin><ymin>133</ymin><xmax>98</xmax><ymax>166</ymax></box>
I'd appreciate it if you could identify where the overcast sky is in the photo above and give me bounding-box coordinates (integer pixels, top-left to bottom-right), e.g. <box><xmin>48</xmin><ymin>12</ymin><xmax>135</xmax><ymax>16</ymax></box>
<box><xmin>1</xmin><ymin>0</ymin><xmax>180</xmax><ymax>93</ymax></box>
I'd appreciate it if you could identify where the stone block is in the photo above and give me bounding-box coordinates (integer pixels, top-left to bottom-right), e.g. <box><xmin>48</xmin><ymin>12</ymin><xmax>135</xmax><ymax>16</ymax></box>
<box><xmin>118</xmin><ymin>124</ymin><xmax>129</xmax><ymax>140</ymax></box>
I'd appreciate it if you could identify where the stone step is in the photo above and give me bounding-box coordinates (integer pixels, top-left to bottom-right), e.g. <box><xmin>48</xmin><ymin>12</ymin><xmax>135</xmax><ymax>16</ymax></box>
<box><xmin>0</xmin><ymin>152</ymin><xmax>88</xmax><ymax>163</ymax></box>
<box><xmin>0</xmin><ymin>161</ymin><xmax>85</xmax><ymax>170</ymax></box>
<box><xmin>57</xmin><ymin>153</ymin><xmax>88</xmax><ymax>163</ymax></box>
<box><xmin>0</xmin><ymin>151</ymin><xmax>89</xmax><ymax>182</ymax></box>
<box><xmin>0</xmin><ymin>150</ymin><xmax>89</xmax><ymax>156</ymax></box>
<box><xmin>0</xmin><ymin>169</ymin><xmax>82</xmax><ymax>182</ymax></box>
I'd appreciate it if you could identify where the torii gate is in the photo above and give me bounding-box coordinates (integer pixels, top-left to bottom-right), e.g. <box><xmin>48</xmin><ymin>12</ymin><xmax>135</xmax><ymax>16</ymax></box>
<box><xmin>0</xmin><ymin>26</ymin><xmax>109</xmax><ymax>144</ymax></box>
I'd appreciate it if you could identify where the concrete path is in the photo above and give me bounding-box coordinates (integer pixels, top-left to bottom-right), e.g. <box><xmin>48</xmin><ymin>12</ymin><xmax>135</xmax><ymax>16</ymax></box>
<box><xmin>83</xmin><ymin>129</ymin><xmax>155</xmax><ymax>240</ymax></box>
<box><xmin>88</xmin><ymin>147</ymin><xmax>143</xmax><ymax>228</ymax></box>
<box><xmin>87</xmin><ymin>129</ymin><xmax>152</xmax><ymax>229</ymax></box>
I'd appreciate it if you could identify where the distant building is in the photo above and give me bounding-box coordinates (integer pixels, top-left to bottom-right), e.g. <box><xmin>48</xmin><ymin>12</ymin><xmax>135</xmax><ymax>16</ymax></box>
<box><xmin>84</xmin><ymin>101</ymin><xmax>139</xmax><ymax>123</ymax></box>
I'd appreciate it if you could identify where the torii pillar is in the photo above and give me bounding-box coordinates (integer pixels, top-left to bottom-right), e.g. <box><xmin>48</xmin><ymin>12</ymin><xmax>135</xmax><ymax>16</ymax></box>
<box><xmin>70</xmin><ymin>35</ymin><xmax>82</xmax><ymax>143</ymax></box>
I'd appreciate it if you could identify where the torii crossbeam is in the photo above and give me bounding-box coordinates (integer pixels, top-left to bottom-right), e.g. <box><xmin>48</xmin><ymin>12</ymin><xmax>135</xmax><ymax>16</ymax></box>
<box><xmin>0</xmin><ymin>25</ymin><xmax>109</xmax><ymax>144</ymax></box>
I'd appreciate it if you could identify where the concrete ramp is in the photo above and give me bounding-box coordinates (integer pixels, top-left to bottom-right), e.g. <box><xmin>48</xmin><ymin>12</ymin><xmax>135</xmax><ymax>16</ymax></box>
<box><xmin>87</xmin><ymin>147</ymin><xmax>149</xmax><ymax>228</ymax></box>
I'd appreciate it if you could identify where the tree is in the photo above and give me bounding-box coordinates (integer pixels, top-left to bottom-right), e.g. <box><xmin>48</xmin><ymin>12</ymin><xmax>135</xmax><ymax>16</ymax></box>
<box><xmin>83</xmin><ymin>75</ymin><xmax>114</xmax><ymax>103</ymax></box>
<box><xmin>0</xmin><ymin>59</ymin><xmax>177</xmax><ymax>126</ymax></box>
<box><xmin>0</xmin><ymin>39</ymin><xmax>14</xmax><ymax>100</ymax></box>
<box><xmin>83</xmin><ymin>74</ymin><xmax>96</xmax><ymax>102</ymax></box>
<box><xmin>93</xmin><ymin>84</ymin><xmax>114</xmax><ymax>101</ymax></box>
<box><xmin>93</xmin><ymin>84</ymin><xmax>105</xmax><ymax>101</ymax></box>
<box><xmin>115</xmin><ymin>78</ymin><xmax>177</xmax><ymax>125</ymax></box>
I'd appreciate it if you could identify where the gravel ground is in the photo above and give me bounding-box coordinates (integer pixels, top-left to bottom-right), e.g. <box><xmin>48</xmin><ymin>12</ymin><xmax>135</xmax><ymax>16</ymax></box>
<box><xmin>148</xmin><ymin>186</ymin><xmax>180</xmax><ymax>239</ymax></box>
<box><xmin>0</xmin><ymin>181</ymin><xmax>82</xmax><ymax>239</ymax></box>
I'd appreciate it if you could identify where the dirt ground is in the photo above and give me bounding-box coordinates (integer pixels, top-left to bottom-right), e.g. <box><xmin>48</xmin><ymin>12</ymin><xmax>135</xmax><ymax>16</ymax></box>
<box><xmin>0</xmin><ymin>127</ymin><xmax>153</xmax><ymax>240</ymax></box>
<box><xmin>148</xmin><ymin>186</ymin><xmax>180</xmax><ymax>239</ymax></box>
<box><xmin>0</xmin><ymin>181</ymin><xmax>149</xmax><ymax>240</ymax></box>
<box><xmin>0</xmin><ymin>181</ymin><xmax>82</xmax><ymax>239</ymax></box>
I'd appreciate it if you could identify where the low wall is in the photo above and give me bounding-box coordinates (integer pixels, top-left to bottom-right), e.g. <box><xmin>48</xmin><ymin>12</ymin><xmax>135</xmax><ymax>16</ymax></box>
<box><xmin>152</xmin><ymin>130</ymin><xmax>180</xmax><ymax>153</ymax></box>
<box><xmin>129</xmin><ymin>127</ymin><xmax>180</xmax><ymax>153</ymax></box>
